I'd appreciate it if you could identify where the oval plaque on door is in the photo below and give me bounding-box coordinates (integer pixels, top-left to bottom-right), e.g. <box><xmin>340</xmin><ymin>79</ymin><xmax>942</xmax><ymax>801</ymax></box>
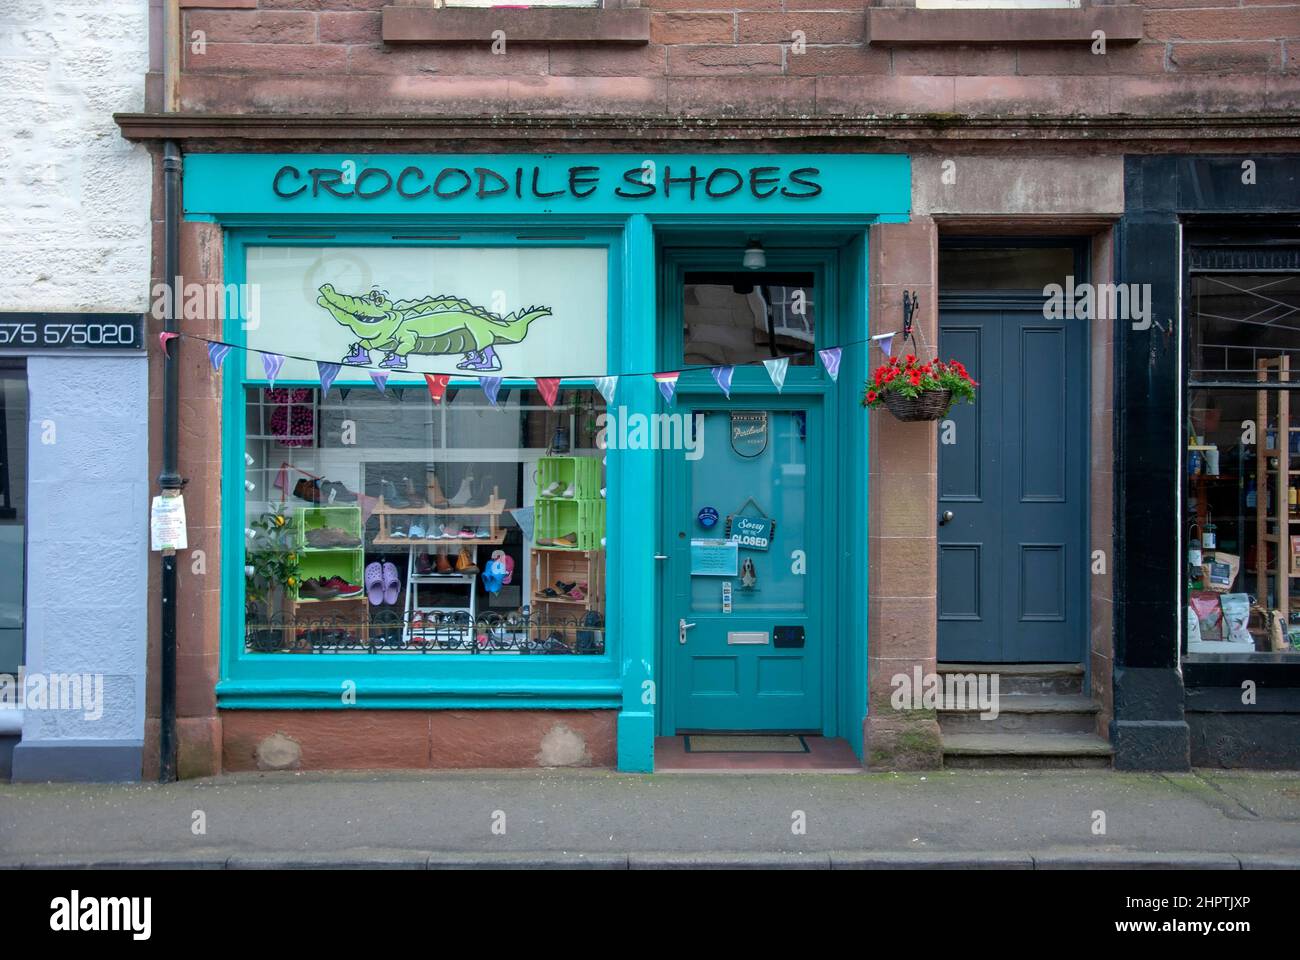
<box><xmin>730</xmin><ymin>411</ymin><xmax>768</xmax><ymax>458</ymax></box>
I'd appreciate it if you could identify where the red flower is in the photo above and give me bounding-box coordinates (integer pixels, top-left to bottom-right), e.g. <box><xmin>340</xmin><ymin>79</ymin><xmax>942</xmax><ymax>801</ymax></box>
<box><xmin>865</xmin><ymin>390</ymin><xmax>878</xmax><ymax>403</ymax></box>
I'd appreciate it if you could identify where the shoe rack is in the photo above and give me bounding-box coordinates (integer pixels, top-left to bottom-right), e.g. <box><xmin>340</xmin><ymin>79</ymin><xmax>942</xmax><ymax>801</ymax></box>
<box><xmin>371</xmin><ymin>485</ymin><xmax>508</xmax><ymax>547</ymax></box>
<box><xmin>403</xmin><ymin>561</ymin><xmax>477</xmax><ymax>650</ymax></box>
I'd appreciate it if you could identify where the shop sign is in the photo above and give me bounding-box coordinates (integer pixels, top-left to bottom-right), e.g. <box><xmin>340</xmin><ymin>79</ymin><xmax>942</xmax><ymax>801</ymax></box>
<box><xmin>0</xmin><ymin>313</ymin><xmax>144</xmax><ymax>350</ymax></box>
<box><xmin>730</xmin><ymin>412</ymin><xmax>768</xmax><ymax>458</ymax></box>
<box><xmin>185</xmin><ymin>154</ymin><xmax>912</xmax><ymax>219</ymax></box>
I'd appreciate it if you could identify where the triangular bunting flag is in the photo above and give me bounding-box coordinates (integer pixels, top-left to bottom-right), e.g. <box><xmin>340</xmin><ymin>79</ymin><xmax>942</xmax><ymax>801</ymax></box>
<box><xmin>871</xmin><ymin>331</ymin><xmax>896</xmax><ymax>359</ymax></box>
<box><xmin>594</xmin><ymin>376</ymin><xmax>619</xmax><ymax>406</ymax></box>
<box><xmin>535</xmin><ymin>377</ymin><xmax>561</xmax><ymax>408</ymax></box>
<box><xmin>207</xmin><ymin>341</ymin><xmax>232</xmax><ymax>372</ymax></box>
<box><xmin>763</xmin><ymin>357</ymin><xmax>789</xmax><ymax>393</ymax></box>
<box><xmin>158</xmin><ymin>331</ymin><xmax>179</xmax><ymax>357</ymax></box>
<box><xmin>369</xmin><ymin>370</ymin><xmax>389</xmax><ymax>393</ymax></box>
<box><xmin>481</xmin><ymin>376</ymin><xmax>503</xmax><ymax>408</ymax></box>
<box><xmin>655</xmin><ymin>372</ymin><xmax>680</xmax><ymax>404</ymax></box>
<box><xmin>262</xmin><ymin>352</ymin><xmax>285</xmax><ymax>387</ymax></box>
<box><xmin>818</xmin><ymin>347</ymin><xmax>842</xmax><ymax>383</ymax></box>
<box><xmin>711</xmin><ymin>366</ymin><xmax>735</xmax><ymax>399</ymax></box>
<box><xmin>424</xmin><ymin>373</ymin><xmax>451</xmax><ymax>404</ymax></box>
<box><xmin>317</xmin><ymin>361</ymin><xmax>341</xmax><ymax>397</ymax></box>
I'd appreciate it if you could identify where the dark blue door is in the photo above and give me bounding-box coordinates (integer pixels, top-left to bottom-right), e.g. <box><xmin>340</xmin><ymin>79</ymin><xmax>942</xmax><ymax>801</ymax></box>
<box><xmin>938</xmin><ymin>304</ymin><xmax>1086</xmax><ymax>663</ymax></box>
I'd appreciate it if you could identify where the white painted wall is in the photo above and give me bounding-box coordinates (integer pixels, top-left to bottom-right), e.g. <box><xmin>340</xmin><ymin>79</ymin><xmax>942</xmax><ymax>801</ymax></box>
<box><xmin>0</xmin><ymin>0</ymin><xmax>151</xmax><ymax>312</ymax></box>
<box><xmin>0</xmin><ymin>0</ymin><xmax>151</xmax><ymax>776</ymax></box>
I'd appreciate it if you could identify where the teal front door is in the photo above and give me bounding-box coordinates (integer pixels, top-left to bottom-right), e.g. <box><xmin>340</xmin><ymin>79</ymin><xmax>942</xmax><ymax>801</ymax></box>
<box><xmin>663</xmin><ymin>402</ymin><xmax>824</xmax><ymax>732</ymax></box>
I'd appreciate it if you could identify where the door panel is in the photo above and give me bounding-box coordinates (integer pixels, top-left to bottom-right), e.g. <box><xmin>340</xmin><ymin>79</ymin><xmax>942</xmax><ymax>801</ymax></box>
<box><xmin>939</xmin><ymin>306</ymin><xmax>1085</xmax><ymax>663</ymax></box>
<box><xmin>667</xmin><ymin>406</ymin><xmax>822</xmax><ymax>731</ymax></box>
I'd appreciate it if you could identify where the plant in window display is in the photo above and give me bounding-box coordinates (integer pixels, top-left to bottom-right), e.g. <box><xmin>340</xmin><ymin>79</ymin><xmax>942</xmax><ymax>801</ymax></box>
<box><xmin>245</xmin><ymin>509</ymin><xmax>302</xmax><ymax>620</ymax></box>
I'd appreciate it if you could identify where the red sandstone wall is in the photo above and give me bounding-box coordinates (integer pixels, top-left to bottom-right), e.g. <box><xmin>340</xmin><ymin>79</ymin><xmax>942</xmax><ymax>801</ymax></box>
<box><xmin>169</xmin><ymin>0</ymin><xmax>1300</xmax><ymax>118</ymax></box>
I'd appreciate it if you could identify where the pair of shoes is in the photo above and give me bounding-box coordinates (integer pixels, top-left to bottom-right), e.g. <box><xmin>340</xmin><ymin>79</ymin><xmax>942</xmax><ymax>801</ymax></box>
<box><xmin>542</xmin><ymin>632</ymin><xmax>573</xmax><ymax>654</ymax></box>
<box><xmin>415</xmin><ymin>552</ymin><xmax>434</xmax><ymax>576</ymax></box>
<box><xmin>540</xmin><ymin>480</ymin><xmax>573</xmax><ymax>498</ymax></box>
<box><xmin>446</xmin><ymin>473</ymin><xmax>474</xmax><ymax>507</ymax></box>
<box><xmin>305</xmin><ymin>527</ymin><xmax>360</xmax><ymax>549</ymax></box>
<box><xmin>319</xmin><ymin>480</ymin><xmax>357</xmax><ymax>503</ymax></box>
<box><xmin>434</xmin><ymin>552</ymin><xmax>454</xmax><ymax>575</ymax></box>
<box><xmin>456</xmin><ymin>547</ymin><xmax>478</xmax><ymax>573</ymax></box>
<box><xmin>299</xmin><ymin>576</ymin><xmax>362</xmax><ymax>600</ymax></box>
<box><xmin>538</xmin><ymin>532</ymin><xmax>578</xmax><ymax>548</ymax></box>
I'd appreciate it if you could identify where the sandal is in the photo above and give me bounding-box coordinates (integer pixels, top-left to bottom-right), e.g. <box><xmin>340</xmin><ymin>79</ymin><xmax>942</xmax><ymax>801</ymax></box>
<box><xmin>365</xmin><ymin>561</ymin><xmax>384</xmax><ymax>606</ymax></box>
<box><xmin>382</xmin><ymin>561</ymin><xmax>400</xmax><ymax>605</ymax></box>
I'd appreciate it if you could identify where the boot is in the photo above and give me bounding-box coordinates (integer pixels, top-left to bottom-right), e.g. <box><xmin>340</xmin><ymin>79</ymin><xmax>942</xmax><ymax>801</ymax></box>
<box><xmin>434</xmin><ymin>552</ymin><xmax>453</xmax><ymax>574</ymax></box>
<box><xmin>456</xmin><ymin>547</ymin><xmax>478</xmax><ymax>573</ymax></box>
<box><xmin>447</xmin><ymin>473</ymin><xmax>474</xmax><ymax>507</ymax></box>
<box><xmin>426</xmin><ymin>471</ymin><xmax>450</xmax><ymax>508</ymax></box>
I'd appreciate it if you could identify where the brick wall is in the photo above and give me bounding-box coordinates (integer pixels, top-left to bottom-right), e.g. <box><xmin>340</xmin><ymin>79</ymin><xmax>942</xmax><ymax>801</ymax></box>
<box><xmin>172</xmin><ymin>0</ymin><xmax>1300</xmax><ymax>117</ymax></box>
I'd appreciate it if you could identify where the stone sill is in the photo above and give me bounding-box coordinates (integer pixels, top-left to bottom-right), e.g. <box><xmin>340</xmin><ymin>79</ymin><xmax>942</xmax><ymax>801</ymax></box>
<box><xmin>866</xmin><ymin>7</ymin><xmax>1144</xmax><ymax>46</ymax></box>
<box><xmin>382</xmin><ymin>7</ymin><xmax>651</xmax><ymax>45</ymax></box>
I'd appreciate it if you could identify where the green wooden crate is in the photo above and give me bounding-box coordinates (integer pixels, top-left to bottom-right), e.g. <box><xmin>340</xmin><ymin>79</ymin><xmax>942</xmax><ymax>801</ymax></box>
<box><xmin>537</xmin><ymin>456</ymin><xmax>602</xmax><ymax>501</ymax></box>
<box><xmin>535</xmin><ymin>497</ymin><xmax>605</xmax><ymax>551</ymax></box>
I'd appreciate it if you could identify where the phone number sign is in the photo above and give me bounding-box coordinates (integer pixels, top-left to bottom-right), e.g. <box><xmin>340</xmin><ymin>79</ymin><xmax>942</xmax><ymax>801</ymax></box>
<box><xmin>0</xmin><ymin>313</ymin><xmax>145</xmax><ymax>350</ymax></box>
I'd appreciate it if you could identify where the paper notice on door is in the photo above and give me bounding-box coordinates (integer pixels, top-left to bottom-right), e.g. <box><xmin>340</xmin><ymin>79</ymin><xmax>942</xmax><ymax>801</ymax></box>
<box><xmin>151</xmin><ymin>494</ymin><xmax>188</xmax><ymax>552</ymax></box>
<box><xmin>691</xmin><ymin>538</ymin><xmax>738</xmax><ymax>576</ymax></box>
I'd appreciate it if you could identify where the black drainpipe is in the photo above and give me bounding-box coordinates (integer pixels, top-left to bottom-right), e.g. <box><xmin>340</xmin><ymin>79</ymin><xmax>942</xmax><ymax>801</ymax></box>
<box><xmin>159</xmin><ymin>140</ymin><xmax>182</xmax><ymax>782</ymax></box>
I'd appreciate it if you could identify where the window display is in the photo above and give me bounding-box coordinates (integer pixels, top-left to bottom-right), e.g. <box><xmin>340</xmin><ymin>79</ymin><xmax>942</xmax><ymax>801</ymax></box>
<box><xmin>1185</xmin><ymin>266</ymin><xmax>1300</xmax><ymax>660</ymax></box>
<box><xmin>243</xmin><ymin>385</ymin><xmax>607</xmax><ymax>654</ymax></box>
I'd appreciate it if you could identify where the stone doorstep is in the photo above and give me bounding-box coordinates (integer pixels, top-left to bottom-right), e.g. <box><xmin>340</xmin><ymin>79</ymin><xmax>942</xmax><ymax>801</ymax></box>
<box><xmin>938</xmin><ymin>662</ymin><xmax>1085</xmax><ymax>678</ymax></box>
<box><xmin>937</xmin><ymin>694</ymin><xmax>1099</xmax><ymax>716</ymax></box>
<box><xmin>942</xmin><ymin>733</ymin><xmax>1114</xmax><ymax>757</ymax></box>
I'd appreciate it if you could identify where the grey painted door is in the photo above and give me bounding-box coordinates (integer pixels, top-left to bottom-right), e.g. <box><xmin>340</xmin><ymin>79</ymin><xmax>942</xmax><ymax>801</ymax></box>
<box><xmin>937</xmin><ymin>304</ymin><xmax>1086</xmax><ymax>663</ymax></box>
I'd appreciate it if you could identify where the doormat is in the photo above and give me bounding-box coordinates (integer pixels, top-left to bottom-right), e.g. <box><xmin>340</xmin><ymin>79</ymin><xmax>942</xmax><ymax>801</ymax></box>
<box><xmin>684</xmin><ymin>735</ymin><xmax>809</xmax><ymax>754</ymax></box>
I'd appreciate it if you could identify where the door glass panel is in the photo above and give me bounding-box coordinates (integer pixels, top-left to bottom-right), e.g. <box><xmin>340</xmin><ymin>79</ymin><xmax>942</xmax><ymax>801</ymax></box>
<box><xmin>683</xmin><ymin>272</ymin><xmax>816</xmax><ymax>366</ymax></box>
<box><xmin>688</xmin><ymin>410</ymin><xmax>807</xmax><ymax>614</ymax></box>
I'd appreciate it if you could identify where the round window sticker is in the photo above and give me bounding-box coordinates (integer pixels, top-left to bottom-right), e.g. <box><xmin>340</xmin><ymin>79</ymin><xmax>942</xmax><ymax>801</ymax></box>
<box><xmin>697</xmin><ymin>507</ymin><xmax>719</xmax><ymax>529</ymax></box>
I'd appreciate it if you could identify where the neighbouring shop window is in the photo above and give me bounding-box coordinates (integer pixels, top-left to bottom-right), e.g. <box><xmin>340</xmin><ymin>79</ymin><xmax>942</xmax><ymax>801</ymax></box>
<box><xmin>1185</xmin><ymin>262</ymin><xmax>1300</xmax><ymax>661</ymax></box>
<box><xmin>240</xmin><ymin>243</ymin><xmax>609</xmax><ymax>655</ymax></box>
<box><xmin>938</xmin><ymin>246</ymin><xmax>1077</xmax><ymax>291</ymax></box>
<box><xmin>683</xmin><ymin>271</ymin><xmax>816</xmax><ymax>367</ymax></box>
<box><xmin>0</xmin><ymin>360</ymin><xmax>26</xmax><ymax>675</ymax></box>
<box><xmin>243</xmin><ymin>385</ymin><xmax>607</xmax><ymax>654</ymax></box>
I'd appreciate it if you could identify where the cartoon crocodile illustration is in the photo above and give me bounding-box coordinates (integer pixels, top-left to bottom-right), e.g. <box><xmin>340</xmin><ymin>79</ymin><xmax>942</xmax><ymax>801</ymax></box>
<box><xmin>315</xmin><ymin>283</ymin><xmax>552</xmax><ymax>372</ymax></box>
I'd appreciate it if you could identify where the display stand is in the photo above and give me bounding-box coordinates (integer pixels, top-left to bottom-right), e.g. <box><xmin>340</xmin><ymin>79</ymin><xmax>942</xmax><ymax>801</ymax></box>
<box><xmin>403</xmin><ymin>560</ymin><xmax>477</xmax><ymax>650</ymax></box>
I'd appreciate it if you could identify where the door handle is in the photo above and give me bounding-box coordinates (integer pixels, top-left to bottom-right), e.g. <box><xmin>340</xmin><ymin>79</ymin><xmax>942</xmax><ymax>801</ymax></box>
<box><xmin>939</xmin><ymin>510</ymin><xmax>954</xmax><ymax>526</ymax></box>
<box><xmin>679</xmin><ymin>618</ymin><xmax>696</xmax><ymax>644</ymax></box>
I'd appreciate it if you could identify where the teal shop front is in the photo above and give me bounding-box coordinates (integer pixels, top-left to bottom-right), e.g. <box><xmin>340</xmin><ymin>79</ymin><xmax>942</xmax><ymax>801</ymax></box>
<box><xmin>182</xmin><ymin>154</ymin><xmax>910</xmax><ymax>772</ymax></box>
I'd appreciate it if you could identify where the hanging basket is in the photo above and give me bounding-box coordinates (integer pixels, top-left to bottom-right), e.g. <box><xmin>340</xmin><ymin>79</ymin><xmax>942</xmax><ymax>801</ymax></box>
<box><xmin>881</xmin><ymin>388</ymin><xmax>952</xmax><ymax>422</ymax></box>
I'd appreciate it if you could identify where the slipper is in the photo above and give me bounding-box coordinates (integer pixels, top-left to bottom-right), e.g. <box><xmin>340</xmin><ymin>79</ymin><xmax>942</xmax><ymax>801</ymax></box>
<box><xmin>568</xmin><ymin>586</ymin><xmax>586</xmax><ymax>601</ymax></box>
<box><xmin>365</xmin><ymin>561</ymin><xmax>384</xmax><ymax>606</ymax></box>
<box><xmin>382</xmin><ymin>561</ymin><xmax>400</xmax><ymax>605</ymax></box>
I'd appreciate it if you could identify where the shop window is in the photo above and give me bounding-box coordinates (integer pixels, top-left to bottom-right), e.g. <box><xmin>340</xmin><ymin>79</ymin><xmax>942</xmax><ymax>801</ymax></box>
<box><xmin>0</xmin><ymin>359</ymin><xmax>25</xmax><ymax>675</ymax></box>
<box><xmin>1185</xmin><ymin>266</ymin><xmax>1300</xmax><ymax>661</ymax></box>
<box><xmin>239</xmin><ymin>243</ymin><xmax>609</xmax><ymax>656</ymax></box>
<box><xmin>683</xmin><ymin>271</ymin><xmax>816</xmax><ymax>367</ymax></box>
<box><xmin>244</xmin><ymin>384</ymin><xmax>607</xmax><ymax>655</ymax></box>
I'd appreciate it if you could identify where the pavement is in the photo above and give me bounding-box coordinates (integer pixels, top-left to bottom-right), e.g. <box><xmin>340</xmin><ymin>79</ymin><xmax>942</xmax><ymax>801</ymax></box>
<box><xmin>2</xmin><ymin>768</ymin><xmax>1299</xmax><ymax>869</ymax></box>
